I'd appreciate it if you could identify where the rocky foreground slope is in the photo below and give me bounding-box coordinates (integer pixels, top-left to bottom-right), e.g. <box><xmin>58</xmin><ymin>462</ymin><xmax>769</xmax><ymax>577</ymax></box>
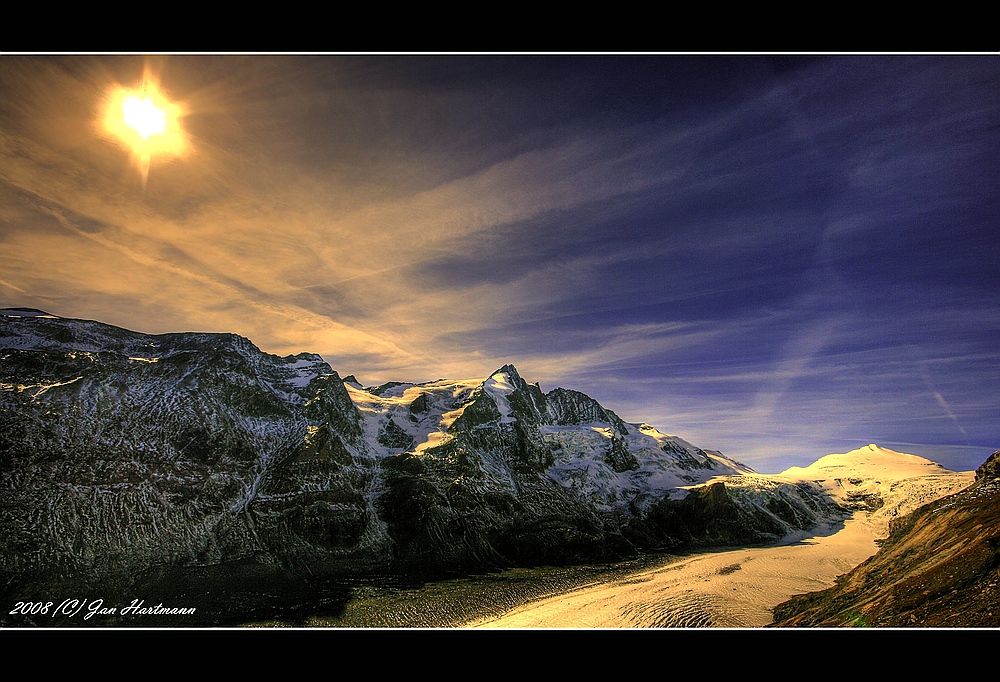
<box><xmin>0</xmin><ymin>310</ymin><xmax>976</xmax><ymax>625</ymax></box>
<box><xmin>771</xmin><ymin>451</ymin><xmax>1000</xmax><ymax>627</ymax></box>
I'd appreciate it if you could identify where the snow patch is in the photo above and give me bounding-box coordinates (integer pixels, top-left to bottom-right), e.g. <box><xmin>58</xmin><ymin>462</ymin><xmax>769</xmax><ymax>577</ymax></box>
<box><xmin>0</xmin><ymin>308</ymin><xmax>57</xmax><ymax>318</ymax></box>
<box><xmin>15</xmin><ymin>376</ymin><xmax>83</xmax><ymax>396</ymax></box>
<box><xmin>483</xmin><ymin>371</ymin><xmax>517</xmax><ymax>424</ymax></box>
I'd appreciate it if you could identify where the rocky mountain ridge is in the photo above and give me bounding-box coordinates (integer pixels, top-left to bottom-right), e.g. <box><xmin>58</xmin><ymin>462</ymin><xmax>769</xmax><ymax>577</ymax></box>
<box><xmin>0</xmin><ymin>310</ymin><xmax>976</xmax><ymax>625</ymax></box>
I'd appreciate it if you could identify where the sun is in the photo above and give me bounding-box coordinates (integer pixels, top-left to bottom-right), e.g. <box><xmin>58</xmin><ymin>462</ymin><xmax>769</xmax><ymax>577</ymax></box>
<box><xmin>122</xmin><ymin>96</ymin><xmax>166</xmax><ymax>140</ymax></box>
<box><xmin>101</xmin><ymin>68</ymin><xmax>189</xmax><ymax>188</ymax></box>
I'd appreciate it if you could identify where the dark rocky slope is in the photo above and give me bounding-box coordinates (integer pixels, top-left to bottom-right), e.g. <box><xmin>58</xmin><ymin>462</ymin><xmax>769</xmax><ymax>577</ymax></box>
<box><xmin>0</xmin><ymin>311</ymin><xmax>391</xmax><ymax>622</ymax></box>
<box><xmin>771</xmin><ymin>451</ymin><xmax>1000</xmax><ymax>627</ymax></box>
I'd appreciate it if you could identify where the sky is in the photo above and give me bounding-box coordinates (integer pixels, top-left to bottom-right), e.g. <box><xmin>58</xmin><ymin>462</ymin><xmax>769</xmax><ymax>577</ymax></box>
<box><xmin>1</xmin><ymin>54</ymin><xmax>998</xmax><ymax>473</ymax></box>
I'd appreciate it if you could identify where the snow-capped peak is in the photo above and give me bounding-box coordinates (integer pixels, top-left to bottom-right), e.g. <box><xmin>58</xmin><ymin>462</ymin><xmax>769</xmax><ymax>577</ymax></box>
<box><xmin>779</xmin><ymin>443</ymin><xmax>951</xmax><ymax>481</ymax></box>
<box><xmin>481</xmin><ymin>365</ymin><xmax>525</xmax><ymax>424</ymax></box>
<box><xmin>769</xmin><ymin>443</ymin><xmax>973</xmax><ymax>536</ymax></box>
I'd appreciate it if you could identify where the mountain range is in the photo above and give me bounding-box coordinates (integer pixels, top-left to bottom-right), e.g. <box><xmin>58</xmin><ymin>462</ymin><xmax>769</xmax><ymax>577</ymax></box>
<box><xmin>0</xmin><ymin>308</ymin><xmax>981</xmax><ymax>626</ymax></box>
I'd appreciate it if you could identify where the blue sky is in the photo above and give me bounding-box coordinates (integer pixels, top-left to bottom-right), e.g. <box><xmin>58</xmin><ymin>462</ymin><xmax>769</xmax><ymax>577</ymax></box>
<box><xmin>1</xmin><ymin>54</ymin><xmax>997</xmax><ymax>472</ymax></box>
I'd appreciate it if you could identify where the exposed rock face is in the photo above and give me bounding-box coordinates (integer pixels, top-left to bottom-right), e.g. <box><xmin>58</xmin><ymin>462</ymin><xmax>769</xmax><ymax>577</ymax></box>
<box><xmin>771</xmin><ymin>451</ymin><xmax>1000</xmax><ymax>627</ymax></box>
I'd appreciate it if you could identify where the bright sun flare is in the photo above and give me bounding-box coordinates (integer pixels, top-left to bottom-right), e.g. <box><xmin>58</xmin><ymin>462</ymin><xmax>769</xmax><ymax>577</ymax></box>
<box><xmin>101</xmin><ymin>71</ymin><xmax>189</xmax><ymax>188</ymax></box>
<box><xmin>122</xmin><ymin>96</ymin><xmax>166</xmax><ymax>140</ymax></box>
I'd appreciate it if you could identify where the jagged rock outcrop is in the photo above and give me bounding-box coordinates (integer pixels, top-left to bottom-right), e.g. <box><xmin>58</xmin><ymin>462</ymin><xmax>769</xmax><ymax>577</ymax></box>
<box><xmin>976</xmin><ymin>450</ymin><xmax>1000</xmax><ymax>482</ymax></box>
<box><xmin>771</xmin><ymin>451</ymin><xmax>1000</xmax><ymax>627</ymax></box>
